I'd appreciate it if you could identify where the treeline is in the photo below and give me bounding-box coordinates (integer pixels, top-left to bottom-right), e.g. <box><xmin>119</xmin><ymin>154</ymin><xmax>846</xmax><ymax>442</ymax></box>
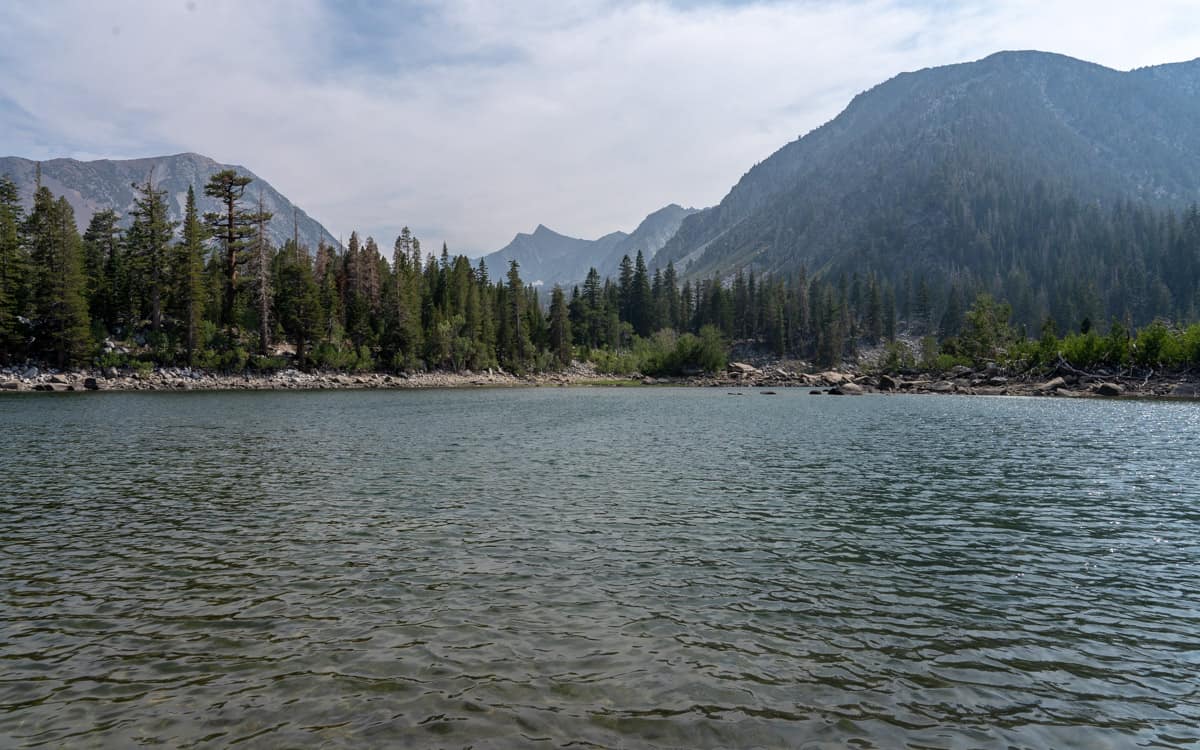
<box><xmin>0</xmin><ymin>171</ymin><xmax>573</xmax><ymax>373</ymax></box>
<box><xmin>3</xmin><ymin>166</ymin><xmax>1199</xmax><ymax>376</ymax></box>
<box><xmin>0</xmin><ymin>166</ymin><xmax>908</xmax><ymax>374</ymax></box>
<box><xmin>880</xmin><ymin>293</ymin><xmax>1200</xmax><ymax>374</ymax></box>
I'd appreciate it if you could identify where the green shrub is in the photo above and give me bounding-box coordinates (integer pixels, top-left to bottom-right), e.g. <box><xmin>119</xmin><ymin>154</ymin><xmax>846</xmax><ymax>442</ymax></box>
<box><xmin>877</xmin><ymin>341</ymin><xmax>916</xmax><ymax>373</ymax></box>
<box><xmin>589</xmin><ymin>348</ymin><xmax>641</xmax><ymax>376</ymax></box>
<box><xmin>1133</xmin><ymin>320</ymin><xmax>1183</xmax><ymax>367</ymax></box>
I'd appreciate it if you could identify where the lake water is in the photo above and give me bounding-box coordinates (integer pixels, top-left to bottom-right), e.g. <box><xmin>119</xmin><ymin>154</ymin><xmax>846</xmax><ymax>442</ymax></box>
<box><xmin>1</xmin><ymin>388</ymin><xmax>1198</xmax><ymax>748</ymax></box>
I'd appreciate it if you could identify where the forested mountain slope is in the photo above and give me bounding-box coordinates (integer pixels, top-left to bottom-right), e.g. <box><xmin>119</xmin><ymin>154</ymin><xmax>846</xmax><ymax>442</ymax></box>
<box><xmin>654</xmin><ymin>51</ymin><xmax>1200</xmax><ymax>327</ymax></box>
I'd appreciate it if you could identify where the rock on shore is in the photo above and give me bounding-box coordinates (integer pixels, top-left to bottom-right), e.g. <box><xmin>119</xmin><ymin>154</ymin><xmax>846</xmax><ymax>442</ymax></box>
<box><xmin>1</xmin><ymin>361</ymin><xmax>1197</xmax><ymax>400</ymax></box>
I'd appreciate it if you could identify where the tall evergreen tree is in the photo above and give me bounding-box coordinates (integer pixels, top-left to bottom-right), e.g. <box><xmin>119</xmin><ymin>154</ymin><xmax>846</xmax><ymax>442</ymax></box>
<box><xmin>26</xmin><ymin>189</ymin><xmax>90</xmax><ymax>367</ymax></box>
<box><xmin>548</xmin><ymin>285</ymin><xmax>571</xmax><ymax>366</ymax></box>
<box><xmin>81</xmin><ymin>209</ymin><xmax>122</xmax><ymax>331</ymax></box>
<box><xmin>273</xmin><ymin>236</ymin><xmax>322</xmax><ymax>368</ymax></box>
<box><xmin>505</xmin><ymin>259</ymin><xmax>530</xmax><ymax>369</ymax></box>
<box><xmin>631</xmin><ymin>250</ymin><xmax>652</xmax><ymax>337</ymax></box>
<box><xmin>127</xmin><ymin>174</ymin><xmax>177</xmax><ymax>333</ymax></box>
<box><xmin>0</xmin><ymin>175</ymin><xmax>27</xmax><ymax>361</ymax></box>
<box><xmin>174</xmin><ymin>186</ymin><xmax>208</xmax><ymax>364</ymax></box>
<box><xmin>204</xmin><ymin>169</ymin><xmax>262</xmax><ymax>330</ymax></box>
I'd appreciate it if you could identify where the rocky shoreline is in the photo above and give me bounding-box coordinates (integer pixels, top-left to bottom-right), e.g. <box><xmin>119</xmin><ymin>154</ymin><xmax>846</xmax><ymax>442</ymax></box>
<box><xmin>2</xmin><ymin>360</ymin><xmax>1198</xmax><ymax>400</ymax></box>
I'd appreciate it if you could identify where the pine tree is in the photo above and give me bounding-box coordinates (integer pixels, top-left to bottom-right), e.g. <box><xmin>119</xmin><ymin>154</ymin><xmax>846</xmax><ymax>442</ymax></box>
<box><xmin>81</xmin><ymin>209</ymin><xmax>122</xmax><ymax>332</ymax></box>
<box><xmin>175</xmin><ymin>186</ymin><xmax>208</xmax><ymax>364</ymax></box>
<box><xmin>505</xmin><ymin>259</ymin><xmax>530</xmax><ymax>369</ymax></box>
<box><xmin>617</xmin><ymin>254</ymin><xmax>634</xmax><ymax>322</ymax></box>
<box><xmin>274</xmin><ymin>235</ymin><xmax>322</xmax><ymax>368</ymax></box>
<box><xmin>548</xmin><ymin>285</ymin><xmax>571</xmax><ymax>366</ymax></box>
<box><xmin>631</xmin><ymin>250</ymin><xmax>652</xmax><ymax>337</ymax></box>
<box><xmin>0</xmin><ymin>175</ymin><xmax>27</xmax><ymax>361</ymax></box>
<box><xmin>204</xmin><ymin>169</ymin><xmax>262</xmax><ymax>330</ymax></box>
<box><xmin>127</xmin><ymin>174</ymin><xmax>177</xmax><ymax>333</ymax></box>
<box><xmin>27</xmin><ymin>189</ymin><xmax>91</xmax><ymax>367</ymax></box>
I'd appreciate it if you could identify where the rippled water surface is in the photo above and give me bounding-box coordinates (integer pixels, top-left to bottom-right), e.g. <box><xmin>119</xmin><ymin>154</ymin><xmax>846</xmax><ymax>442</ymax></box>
<box><xmin>2</xmin><ymin>389</ymin><xmax>1199</xmax><ymax>748</ymax></box>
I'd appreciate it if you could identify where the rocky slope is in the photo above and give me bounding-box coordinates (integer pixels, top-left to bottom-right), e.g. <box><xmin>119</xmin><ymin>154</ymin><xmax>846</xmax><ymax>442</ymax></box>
<box><xmin>654</xmin><ymin>51</ymin><xmax>1200</xmax><ymax>281</ymax></box>
<box><xmin>480</xmin><ymin>204</ymin><xmax>698</xmax><ymax>286</ymax></box>
<box><xmin>0</xmin><ymin>152</ymin><xmax>338</xmax><ymax>250</ymax></box>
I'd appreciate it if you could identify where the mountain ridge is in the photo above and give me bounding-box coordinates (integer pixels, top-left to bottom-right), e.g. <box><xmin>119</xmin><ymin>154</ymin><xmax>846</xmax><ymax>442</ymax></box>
<box><xmin>0</xmin><ymin>152</ymin><xmax>339</xmax><ymax>251</ymax></box>
<box><xmin>481</xmin><ymin>203</ymin><xmax>699</xmax><ymax>286</ymax></box>
<box><xmin>654</xmin><ymin>51</ymin><xmax>1200</xmax><ymax>281</ymax></box>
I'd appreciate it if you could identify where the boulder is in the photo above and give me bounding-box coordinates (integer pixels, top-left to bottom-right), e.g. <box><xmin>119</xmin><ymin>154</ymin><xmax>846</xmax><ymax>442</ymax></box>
<box><xmin>819</xmin><ymin>371</ymin><xmax>847</xmax><ymax>385</ymax></box>
<box><xmin>928</xmin><ymin>381</ymin><xmax>955</xmax><ymax>393</ymax></box>
<box><xmin>82</xmin><ymin>377</ymin><xmax>100</xmax><ymax>391</ymax></box>
<box><xmin>987</xmin><ymin>376</ymin><xmax>1008</xmax><ymax>386</ymax></box>
<box><xmin>878</xmin><ymin>374</ymin><xmax>898</xmax><ymax>391</ymax></box>
<box><xmin>727</xmin><ymin>362</ymin><xmax>759</xmax><ymax>375</ymax></box>
<box><xmin>48</xmin><ymin>374</ymin><xmax>69</xmax><ymax>384</ymax></box>
<box><xmin>1165</xmin><ymin>382</ymin><xmax>1198</xmax><ymax>398</ymax></box>
<box><xmin>0</xmin><ymin>380</ymin><xmax>20</xmax><ymax>390</ymax></box>
<box><xmin>759</xmin><ymin>390</ymin><xmax>778</xmax><ymax>395</ymax></box>
<box><xmin>1038</xmin><ymin>377</ymin><xmax>1067</xmax><ymax>392</ymax></box>
<box><xmin>1094</xmin><ymin>382</ymin><xmax>1124</xmax><ymax>397</ymax></box>
<box><xmin>829</xmin><ymin>382</ymin><xmax>864</xmax><ymax>395</ymax></box>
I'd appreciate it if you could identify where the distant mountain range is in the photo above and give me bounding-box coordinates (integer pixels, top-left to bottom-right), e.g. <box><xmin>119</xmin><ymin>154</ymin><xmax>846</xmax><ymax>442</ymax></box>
<box><xmin>480</xmin><ymin>204</ymin><xmax>698</xmax><ymax>286</ymax></box>
<box><xmin>0</xmin><ymin>152</ymin><xmax>338</xmax><ymax>251</ymax></box>
<box><xmin>653</xmin><ymin>51</ymin><xmax>1200</xmax><ymax>281</ymax></box>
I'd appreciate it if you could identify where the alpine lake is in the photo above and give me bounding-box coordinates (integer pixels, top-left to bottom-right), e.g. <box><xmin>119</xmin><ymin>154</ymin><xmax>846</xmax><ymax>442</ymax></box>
<box><xmin>2</xmin><ymin>388</ymin><xmax>1198</xmax><ymax>748</ymax></box>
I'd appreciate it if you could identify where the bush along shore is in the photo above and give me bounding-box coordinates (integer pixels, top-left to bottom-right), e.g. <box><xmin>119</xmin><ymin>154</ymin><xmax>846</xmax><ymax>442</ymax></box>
<box><xmin>4</xmin><ymin>357</ymin><xmax>1198</xmax><ymax>399</ymax></box>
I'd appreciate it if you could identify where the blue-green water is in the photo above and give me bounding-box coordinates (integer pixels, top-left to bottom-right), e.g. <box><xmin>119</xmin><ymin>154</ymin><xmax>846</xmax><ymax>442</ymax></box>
<box><xmin>1</xmin><ymin>389</ymin><xmax>1198</xmax><ymax>748</ymax></box>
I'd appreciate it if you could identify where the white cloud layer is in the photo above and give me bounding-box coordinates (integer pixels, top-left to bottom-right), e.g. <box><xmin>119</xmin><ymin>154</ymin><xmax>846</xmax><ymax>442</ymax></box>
<box><xmin>1</xmin><ymin>0</ymin><xmax>1198</xmax><ymax>255</ymax></box>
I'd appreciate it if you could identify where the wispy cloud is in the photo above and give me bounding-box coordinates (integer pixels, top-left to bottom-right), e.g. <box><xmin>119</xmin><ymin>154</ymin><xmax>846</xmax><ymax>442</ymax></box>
<box><xmin>1</xmin><ymin>0</ymin><xmax>1197</xmax><ymax>254</ymax></box>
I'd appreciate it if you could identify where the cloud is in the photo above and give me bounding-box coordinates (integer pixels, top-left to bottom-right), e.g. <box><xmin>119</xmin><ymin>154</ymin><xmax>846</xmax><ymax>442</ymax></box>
<box><xmin>1</xmin><ymin>0</ymin><xmax>1198</xmax><ymax>255</ymax></box>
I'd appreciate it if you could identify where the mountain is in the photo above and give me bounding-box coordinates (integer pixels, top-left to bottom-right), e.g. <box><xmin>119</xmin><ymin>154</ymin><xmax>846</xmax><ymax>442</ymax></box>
<box><xmin>654</xmin><ymin>51</ymin><xmax>1200</xmax><ymax>284</ymax></box>
<box><xmin>0</xmin><ymin>152</ymin><xmax>338</xmax><ymax>251</ymax></box>
<box><xmin>481</xmin><ymin>204</ymin><xmax>698</xmax><ymax>286</ymax></box>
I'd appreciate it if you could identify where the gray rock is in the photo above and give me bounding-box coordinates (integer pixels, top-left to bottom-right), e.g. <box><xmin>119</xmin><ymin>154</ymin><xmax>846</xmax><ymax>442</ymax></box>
<box><xmin>928</xmin><ymin>381</ymin><xmax>955</xmax><ymax>393</ymax></box>
<box><xmin>1169</xmin><ymin>383</ymin><xmax>1199</xmax><ymax>398</ymax></box>
<box><xmin>83</xmin><ymin>377</ymin><xmax>100</xmax><ymax>391</ymax></box>
<box><xmin>1095</xmin><ymin>382</ymin><xmax>1123</xmax><ymax>397</ymax></box>
<box><xmin>835</xmin><ymin>382</ymin><xmax>865</xmax><ymax>395</ymax></box>
<box><xmin>49</xmin><ymin>374</ymin><xmax>69</xmax><ymax>384</ymax></box>
<box><xmin>1</xmin><ymin>380</ymin><xmax>20</xmax><ymax>390</ymax></box>
<box><xmin>819</xmin><ymin>371</ymin><xmax>848</xmax><ymax>385</ymax></box>
<box><xmin>1038</xmin><ymin>377</ymin><xmax>1067</xmax><ymax>392</ymax></box>
<box><xmin>878</xmin><ymin>374</ymin><xmax>898</xmax><ymax>391</ymax></box>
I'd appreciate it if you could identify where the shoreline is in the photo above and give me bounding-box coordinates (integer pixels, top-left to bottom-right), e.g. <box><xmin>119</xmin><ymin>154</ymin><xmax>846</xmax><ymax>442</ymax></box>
<box><xmin>2</xmin><ymin>362</ymin><xmax>1198</xmax><ymax>400</ymax></box>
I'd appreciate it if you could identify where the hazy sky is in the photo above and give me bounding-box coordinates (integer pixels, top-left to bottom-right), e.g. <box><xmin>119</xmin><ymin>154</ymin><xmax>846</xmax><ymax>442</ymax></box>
<box><xmin>2</xmin><ymin>1</ymin><xmax>1198</xmax><ymax>256</ymax></box>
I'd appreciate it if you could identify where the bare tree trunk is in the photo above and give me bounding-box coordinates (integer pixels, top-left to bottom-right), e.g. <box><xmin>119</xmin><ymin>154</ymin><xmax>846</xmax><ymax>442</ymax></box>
<box><xmin>256</xmin><ymin>193</ymin><xmax>270</xmax><ymax>356</ymax></box>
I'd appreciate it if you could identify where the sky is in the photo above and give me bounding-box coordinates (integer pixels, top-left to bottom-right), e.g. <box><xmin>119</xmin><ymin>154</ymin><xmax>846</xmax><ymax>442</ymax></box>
<box><xmin>2</xmin><ymin>1</ymin><xmax>1199</xmax><ymax>257</ymax></box>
